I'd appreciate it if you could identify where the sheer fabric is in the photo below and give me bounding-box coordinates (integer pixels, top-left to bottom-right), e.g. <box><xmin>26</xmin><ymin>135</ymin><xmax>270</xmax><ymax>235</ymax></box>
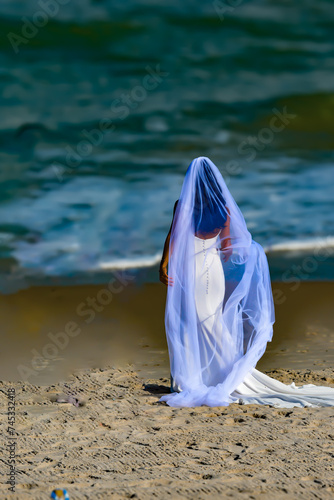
<box><xmin>159</xmin><ymin>157</ymin><xmax>334</xmax><ymax>408</ymax></box>
<box><xmin>159</xmin><ymin>157</ymin><xmax>275</xmax><ymax>407</ymax></box>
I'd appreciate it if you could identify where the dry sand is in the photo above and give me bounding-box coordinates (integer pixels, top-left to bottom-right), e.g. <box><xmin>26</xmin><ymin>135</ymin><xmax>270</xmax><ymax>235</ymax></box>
<box><xmin>1</xmin><ymin>364</ymin><xmax>334</xmax><ymax>499</ymax></box>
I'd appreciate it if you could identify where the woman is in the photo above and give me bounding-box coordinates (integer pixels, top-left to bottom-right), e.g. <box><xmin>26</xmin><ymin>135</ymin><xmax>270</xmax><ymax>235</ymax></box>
<box><xmin>159</xmin><ymin>157</ymin><xmax>334</xmax><ymax>408</ymax></box>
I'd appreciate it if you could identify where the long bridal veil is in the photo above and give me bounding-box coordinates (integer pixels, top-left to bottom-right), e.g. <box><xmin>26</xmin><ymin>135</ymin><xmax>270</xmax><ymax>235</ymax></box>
<box><xmin>159</xmin><ymin>157</ymin><xmax>275</xmax><ymax>407</ymax></box>
<box><xmin>159</xmin><ymin>157</ymin><xmax>334</xmax><ymax>408</ymax></box>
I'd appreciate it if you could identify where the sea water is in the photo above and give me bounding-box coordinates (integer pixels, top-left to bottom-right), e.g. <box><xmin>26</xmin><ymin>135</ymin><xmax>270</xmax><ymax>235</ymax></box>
<box><xmin>1</xmin><ymin>0</ymin><xmax>334</xmax><ymax>293</ymax></box>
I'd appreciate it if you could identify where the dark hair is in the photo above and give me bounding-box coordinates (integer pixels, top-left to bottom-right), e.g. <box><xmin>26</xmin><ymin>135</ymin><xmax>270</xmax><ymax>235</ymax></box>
<box><xmin>193</xmin><ymin>159</ymin><xmax>227</xmax><ymax>233</ymax></box>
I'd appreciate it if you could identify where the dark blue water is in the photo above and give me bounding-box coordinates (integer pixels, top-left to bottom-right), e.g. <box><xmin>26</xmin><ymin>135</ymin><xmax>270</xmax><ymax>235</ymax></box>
<box><xmin>1</xmin><ymin>0</ymin><xmax>334</xmax><ymax>293</ymax></box>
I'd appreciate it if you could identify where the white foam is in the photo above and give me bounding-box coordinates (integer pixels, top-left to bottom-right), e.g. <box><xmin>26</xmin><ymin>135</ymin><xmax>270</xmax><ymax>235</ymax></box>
<box><xmin>264</xmin><ymin>236</ymin><xmax>334</xmax><ymax>253</ymax></box>
<box><xmin>99</xmin><ymin>252</ymin><xmax>162</xmax><ymax>270</ymax></box>
<box><xmin>99</xmin><ymin>237</ymin><xmax>334</xmax><ymax>272</ymax></box>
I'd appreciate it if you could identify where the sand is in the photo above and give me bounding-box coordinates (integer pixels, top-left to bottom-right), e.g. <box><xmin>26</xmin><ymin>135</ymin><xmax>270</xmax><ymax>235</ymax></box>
<box><xmin>1</xmin><ymin>364</ymin><xmax>334</xmax><ymax>499</ymax></box>
<box><xmin>1</xmin><ymin>281</ymin><xmax>334</xmax><ymax>386</ymax></box>
<box><xmin>1</xmin><ymin>280</ymin><xmax>333</xmax><ymax>497</ymax></box>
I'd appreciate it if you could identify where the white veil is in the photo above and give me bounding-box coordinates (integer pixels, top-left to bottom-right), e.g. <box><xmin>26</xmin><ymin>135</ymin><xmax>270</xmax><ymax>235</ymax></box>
<box><xmin>159</xmin><ymin>157</ymin><xmax>275</xmax><ymax>407</ymax></box>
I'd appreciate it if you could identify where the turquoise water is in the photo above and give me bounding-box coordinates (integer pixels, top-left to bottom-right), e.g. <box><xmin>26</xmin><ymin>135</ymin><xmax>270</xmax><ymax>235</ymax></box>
<box><xmin>1</xmin><ymin>0</ymin><xmax>334</xmax><ymax>292</ymax></box>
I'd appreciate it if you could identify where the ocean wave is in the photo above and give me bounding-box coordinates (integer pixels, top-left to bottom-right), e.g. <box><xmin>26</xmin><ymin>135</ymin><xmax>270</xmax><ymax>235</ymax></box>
<box><xmin>264</xmin><ymin>237</ymin><xmax>334</xmax><ymax>253</ymax></box>
<box><xmin>98</xmin><ymin>237</ymin><xmax>334</xmax><ymax>272</ymax></box>
<box><xmin>99</xmin><ymin>253</ymin><xmax>162</xmax><ymax>270</ymax></box>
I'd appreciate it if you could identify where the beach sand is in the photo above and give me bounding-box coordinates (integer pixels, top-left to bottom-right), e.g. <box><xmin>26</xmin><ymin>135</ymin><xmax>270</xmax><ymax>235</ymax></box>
<box><xmin>0</xmin><ymin>280</ymin><xmax>334</xmax><ymax>498</ymax></box>
<box><xmin>1</xmin><ymin>280</ymin><xmax>334</xmax><ymax>384</ymax></box>
<box><xmin>0</xmin><ymin>365</ymin><xmax>334</xmax><ymax>499</ymax></box>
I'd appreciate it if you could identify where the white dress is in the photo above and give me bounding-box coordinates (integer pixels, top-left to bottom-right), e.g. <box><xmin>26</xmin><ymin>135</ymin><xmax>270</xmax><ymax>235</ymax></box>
<box><xmin>171</xmin><ymin>233</ymin><xmax>334</xmax><ymax>408</ymax></box>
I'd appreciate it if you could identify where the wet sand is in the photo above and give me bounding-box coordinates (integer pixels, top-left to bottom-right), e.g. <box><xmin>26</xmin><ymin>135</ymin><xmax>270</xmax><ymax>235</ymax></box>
<box><xmin>0</xmin><ymin>280</ymin><xmax>333</xmax><ymax>384</ymax></box>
